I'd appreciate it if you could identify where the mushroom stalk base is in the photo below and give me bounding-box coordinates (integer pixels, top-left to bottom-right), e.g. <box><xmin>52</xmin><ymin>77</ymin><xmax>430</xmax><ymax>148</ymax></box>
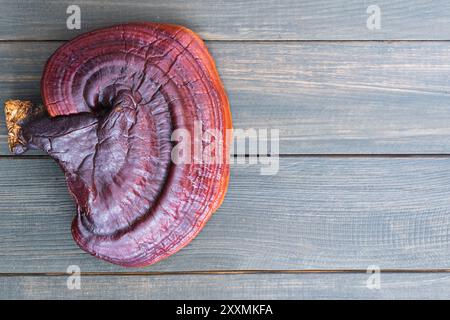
<box><xmin>5</xmin><ymin>100</ymin><xmax>45</xmax><ymax>154</ymax></box>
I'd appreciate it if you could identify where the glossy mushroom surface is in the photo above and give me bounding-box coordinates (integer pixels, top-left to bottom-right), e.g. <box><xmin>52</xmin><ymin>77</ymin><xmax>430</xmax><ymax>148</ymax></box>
<box><xmin>4</xmin><ymin>23</ymin><xmax>232</xmax><ymax>267</ymax></box>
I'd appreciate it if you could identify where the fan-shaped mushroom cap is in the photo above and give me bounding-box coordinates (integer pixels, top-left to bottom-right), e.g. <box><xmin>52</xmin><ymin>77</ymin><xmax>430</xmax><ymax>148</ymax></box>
<box><xmin>4</xmin><ymin>23</ymin><xmax>232</xmax><ymax>267</ymax></box>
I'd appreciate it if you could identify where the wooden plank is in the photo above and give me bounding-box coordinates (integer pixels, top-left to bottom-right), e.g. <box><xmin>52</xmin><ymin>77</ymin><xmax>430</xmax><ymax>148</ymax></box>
<box><xmin>2</xmin><ymin>272</ymin><xmax>450</xmax><ymax>299</ymax></box>
<box><xmin>3</xmin><ymin>42</ymin><xmax>450</xmax><ymax>155</ymax></box>
<box><xmin>2</xmin><ymin>0</ymin><xmax>450</xmax><ymax>40</ymax></box>
<box><xmin>2</xmin><ymin>157</ymin><xmax>450</xmax><ymax>272</ymax></box>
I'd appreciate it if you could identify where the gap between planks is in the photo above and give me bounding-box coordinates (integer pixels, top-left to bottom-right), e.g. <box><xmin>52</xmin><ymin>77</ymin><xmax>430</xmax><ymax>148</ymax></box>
<box><xmin>5</xmin><ymin>39</ymin><xmax>450</xmax><ymax>43</ymax></box>
<box><xmin>3</xmin><ymin>269</ymin><xmax>450</xmax><ymax>277</ymax></box>
<box><xmin>4</xmin><ymin>154</ymin><xmax>450</xmax><ymax>160</ymax></box>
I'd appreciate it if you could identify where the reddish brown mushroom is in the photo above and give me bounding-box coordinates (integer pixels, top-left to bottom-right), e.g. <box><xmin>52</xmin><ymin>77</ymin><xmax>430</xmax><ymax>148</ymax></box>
<box><xmin>4</xmin><ymin>23</ymin><xmax>232</xmax><ymax>267</ymax></box>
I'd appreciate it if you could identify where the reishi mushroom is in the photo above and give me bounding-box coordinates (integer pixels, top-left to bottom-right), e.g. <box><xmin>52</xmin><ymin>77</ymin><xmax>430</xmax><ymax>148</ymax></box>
<box><xmin>4</xmin><ymin>23</ymin><xmax>232</xmax><ymax>267</ymax></box>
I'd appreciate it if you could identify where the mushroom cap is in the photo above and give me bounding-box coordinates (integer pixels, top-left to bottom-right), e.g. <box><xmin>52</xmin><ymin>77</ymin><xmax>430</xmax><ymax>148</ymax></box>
<box><xmin>41</xmin><ymin>23</ymin><xmax>232</xmax><ymax>267</ymax></box>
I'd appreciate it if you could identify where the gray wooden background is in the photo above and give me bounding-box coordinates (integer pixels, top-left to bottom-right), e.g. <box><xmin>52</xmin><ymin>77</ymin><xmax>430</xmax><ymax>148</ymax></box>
<box><xmin>2</xmin><ymin>0</ymin><xmax>450</xmax><ymax>299</ymax></box>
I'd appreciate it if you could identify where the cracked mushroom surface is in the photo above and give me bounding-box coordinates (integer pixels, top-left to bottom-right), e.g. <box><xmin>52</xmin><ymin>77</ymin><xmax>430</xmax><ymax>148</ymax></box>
<box><xmin>4</xmin><ymin>23</ymin><xmax>232</xmax><ymax>267</ymax></box>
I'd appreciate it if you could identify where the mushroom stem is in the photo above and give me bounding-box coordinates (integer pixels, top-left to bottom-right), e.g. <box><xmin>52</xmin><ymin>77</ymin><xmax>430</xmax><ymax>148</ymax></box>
<box><xmin>4</xmin><ymin>99</ymin><xmax>99</xmax><ymax>158</ymax></box>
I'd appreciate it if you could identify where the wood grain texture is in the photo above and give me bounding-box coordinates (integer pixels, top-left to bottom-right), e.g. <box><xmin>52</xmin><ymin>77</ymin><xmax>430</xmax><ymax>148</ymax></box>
<box><xmin>2</xmin><ymin>272</ymin><xmax>450</xmax><ymax>299</ymax></box>
<box><xmin>3</xmin><ymin>42</ymin><xmax>450</xmax><ymax>155</ymax></box>
<box><xmin>2</xmin><ymin>0</ymin><xmax>450</xmax><ymax>40</ymax></box>
<box><xmin>2</xmin><ymin>157</ymin><xmax>450</xmax><ymax>273</ymax></box>
<box><xmin>3</xmin><ymin>0</ymin><xmax>450</xmax><ymax>300</ymax></box>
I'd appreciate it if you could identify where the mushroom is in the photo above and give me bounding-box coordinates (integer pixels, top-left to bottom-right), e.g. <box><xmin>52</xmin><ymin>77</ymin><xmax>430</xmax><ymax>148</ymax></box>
<box><xmin>4</xmin><ymin>23</ymin><xmax>232</xmax><ymax>267</ymax></box>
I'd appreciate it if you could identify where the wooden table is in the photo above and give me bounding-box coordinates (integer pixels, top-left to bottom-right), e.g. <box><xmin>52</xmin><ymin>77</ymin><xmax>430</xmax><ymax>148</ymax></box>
<box><xmin>2</xmin><ymin>0</ymin><xmax>450</xmax><ymax>299</ymax></box>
